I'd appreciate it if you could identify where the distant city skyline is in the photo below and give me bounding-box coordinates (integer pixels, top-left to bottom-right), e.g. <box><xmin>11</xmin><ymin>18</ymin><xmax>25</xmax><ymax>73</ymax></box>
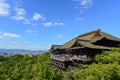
<box><xmin>0</xmin><ymin>0</ymin><xmax>120</xmax><ymax>50</ymax></box>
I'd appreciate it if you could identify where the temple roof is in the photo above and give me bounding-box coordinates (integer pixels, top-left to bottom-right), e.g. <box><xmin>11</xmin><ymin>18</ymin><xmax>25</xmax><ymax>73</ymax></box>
<box><xmin>76</xmin><ymin>41</ymin><xmax>110</xmax><ymax>49</ymax></box>
<box><xmin>60</xmin><ymin>39</ymin><xmax>76</xmax><ymax>49</ymax></box>
<box><xmin>50</xmin><ymin>45</ymin><xmax>61</xmax><ymax>51</ymax></box>
<box><xmin>51</xmin><ymin>29</ymin><xmax>120</xmax><ymax>50</ymax></box>
<box><xmin>77</xmin><ymin>29</ymin><xmax>120</xmax><ymax>42</ymax></box>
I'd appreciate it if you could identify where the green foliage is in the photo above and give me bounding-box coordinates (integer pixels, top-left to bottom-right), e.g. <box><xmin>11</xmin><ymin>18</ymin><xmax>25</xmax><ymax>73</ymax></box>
<box><xmin>73</xmin><ymin>63</ymin><xmax>120</xmax><ymax>80</ymax></box>
<box><xmin>0</xmin><ymin>55</ymin><xmax>6</xmax><ymax>61</ymax></box>
<box><xmin>62</xmin><ymin>72</ymin><xmax>75</xmax><ymax>80</ymax></box>
<box><xmin>0</xmin><ymin>52</ymin><xmax>61</xmax><ymax>80</ymax></box>
<box><xmin>0</xmin><ymin>49</ymin><xmax>120</xmax><ymax>80</ymax></box>
<box><xmin>95</xmin><ymin>48</ymin><xmax>120</xmax><ymax>64</ymax></box>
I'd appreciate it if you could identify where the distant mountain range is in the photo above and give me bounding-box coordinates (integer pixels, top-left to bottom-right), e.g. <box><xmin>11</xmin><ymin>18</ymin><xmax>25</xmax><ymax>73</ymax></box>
<box><xmin>0</xmin><ymin>49</ymin><xmax>48</xmax><ymax>55</ymax></box>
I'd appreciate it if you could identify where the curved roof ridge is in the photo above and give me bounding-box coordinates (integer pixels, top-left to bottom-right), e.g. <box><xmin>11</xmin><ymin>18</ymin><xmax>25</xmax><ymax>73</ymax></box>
<box><xmin>100</xmin><ymin>31</ymin><xmax>120</xmax><ymax>42</ymax></box>
<box><xmin>76</xmin><ymin>29</ymin><xmax>101</xmax><ymax>38</ymax></box>
<box><xmin>60</xmin><ymin>38</ymin><xmax>77</xmax><ymax>49</ymax></box>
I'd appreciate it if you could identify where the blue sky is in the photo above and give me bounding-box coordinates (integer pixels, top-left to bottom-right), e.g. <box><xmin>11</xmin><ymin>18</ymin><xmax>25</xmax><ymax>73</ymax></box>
<box><xmin>0</xmin><ymin>0</ymin><xmax>120</xmax><ymax>50</ymax></box>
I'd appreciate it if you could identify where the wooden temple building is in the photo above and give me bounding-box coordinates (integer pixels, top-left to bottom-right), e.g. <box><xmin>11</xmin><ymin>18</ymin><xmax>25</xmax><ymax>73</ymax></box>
<box><xmin>50</xmin><ymin>29</ymin><xmax>120</xmax><ymax>70</ymax></box>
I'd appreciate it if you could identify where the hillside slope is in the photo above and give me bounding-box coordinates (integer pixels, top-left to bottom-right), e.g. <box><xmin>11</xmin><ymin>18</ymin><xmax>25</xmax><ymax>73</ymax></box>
<box><xmin>0</xmin><ymin>49</ymin><xmax>120</xmax><ymax>80</ymax></box>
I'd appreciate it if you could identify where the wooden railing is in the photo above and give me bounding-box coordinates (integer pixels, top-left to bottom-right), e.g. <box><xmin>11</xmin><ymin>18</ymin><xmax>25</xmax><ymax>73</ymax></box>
<box><xmin>50</xmin><ymin>54</ymin><xmax>72</xmax><ymax>62</ymax></box>
<box><xmin>72</xmin><ymin>55</ymin><xmax>93</xmax><ymax>61</ymax></box>
<box><xmin>50</xmin><ymin>54</ymin><xmax>93</xmax><ymax>62</ymax></box>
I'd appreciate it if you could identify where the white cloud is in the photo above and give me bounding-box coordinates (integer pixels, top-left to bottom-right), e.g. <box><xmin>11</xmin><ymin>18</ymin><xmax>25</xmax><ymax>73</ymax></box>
<box><xmin>0</xmin><ymin>31</ymin><xmax>21</xmax><ymax>38</ymax></box>
<box><xmin>74</xmin><ymin>0</ymin><xmax>93</xmax><ymax>9</ymax></box>
<box><xmin>54</xmin><ymin>22</ymin><xmax>64</xmax><ymax>25</ymax></box>
<box><xmin>15</xmin><ymin>8</ymin><xmax>25</xmax><ymax>15</ymax></box>
<box><xmin>25</xmin><ymin>30</ymin><xmax>33</xmax><ymax>33</ymax></box>
<box><xmin>12</xmin><ymin>8</ymin><xmax>25</xmax><ymax>20</ymax></box>
<box><xmin>80</xmin><ymin>0</ymin><xmax>93</xmax><ymax>8</ymax></box>
<box><xmin>43</xmin><ymin>22</ymin><xmax>53</xmax><ymax>27</ymax></box>
<box><xmin>75</xmin><ymin>17</ymin><xmax>84</xmax><ymax>21</ymax></box>
<box><xmin>0</xmin><ymin>0</ymin><xmax>10</xmax><ymax>16</ymax></box>
<box><xmin>11</xmin><ymin>7</ymin><xmax>32</xmax><ymax>25</ymax></box>
<box><xmin>12</xmin><ymin>0</ymin><xmax>32</xmax><ymax>24</ymax></box>
<box><xmin>12</xmin><ymin>9</ymin><xmax>44</xmax><ymax>25</ymax></box>
<box><xmin>12</xmin><ymin>15</ymin><xmax>24</xmax><ymax>20</ymax></box>
<box><xmin>33</xmin><ymin>12</ymin><xmax>44</xmax><ymax>21</ymax></box>
<box><xmin>43</xmin><ymin>22</ymin><xmax>64</xmax><ymax>27</ymax></box>
<box><xmin>3</xmin><ymin>32</ymin><xmax>21</xmax><ymax>38</ymax></box>
<box><xmin>54</xmin><ymin>34</ymin><xmax>65</xmax><ymax>39</ymax></box>
<box><xmin>25</xmin><ymin>29</ymin><xmax>39</xmax><ymax>37</ymax></box>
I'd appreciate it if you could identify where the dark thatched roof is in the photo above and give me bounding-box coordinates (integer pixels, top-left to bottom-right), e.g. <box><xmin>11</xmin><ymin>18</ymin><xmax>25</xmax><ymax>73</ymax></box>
<box><xmin>51</xmin><ymin>29</ymin><xmax>120</xmax><ymax>50</ymax></box>
<box><xmin>77</xmin><ymin>41</ymin><xmax>110</xmax><ymax>49</ymax></box>
<box><xmin>50</xmin><ymin>45</ymin><xmax>61</xmax><ymax>51</ymax></box>
<box><xmin>60</xmin><ymin>39</ymin><xmax>76</xmax><ymax>49</ymax></box>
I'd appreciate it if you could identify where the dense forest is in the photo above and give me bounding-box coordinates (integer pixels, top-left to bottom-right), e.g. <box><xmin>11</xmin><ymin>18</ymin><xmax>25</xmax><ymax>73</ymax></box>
<box><xmin>0</xmin><ymin>49</ymin><xmax>120</xmax><ymax>80</ymax></box>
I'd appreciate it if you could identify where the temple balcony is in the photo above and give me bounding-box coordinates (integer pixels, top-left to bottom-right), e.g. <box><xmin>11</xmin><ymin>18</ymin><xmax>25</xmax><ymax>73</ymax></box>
<box><xmin>50</xmin><ymin>54</ymin><xmax>72</xmax><ymax>62</ymax></box>
<box><xmin>72</xmin><ymin>55</ymin><xmax>93</xmax><ymax>61</ymax></box>
<box><xmin>50</xmin><ymin>54</ymin><xmax>93</xmax><ymax>62</ymax></box>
